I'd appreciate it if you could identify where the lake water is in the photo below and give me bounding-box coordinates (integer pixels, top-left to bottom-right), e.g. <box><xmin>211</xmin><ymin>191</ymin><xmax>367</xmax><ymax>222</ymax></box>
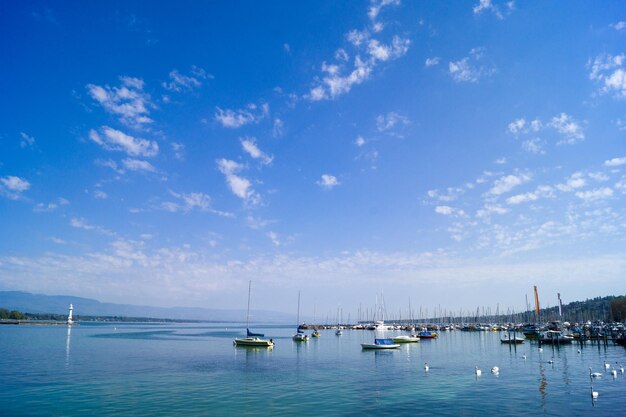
<box><xmin>1</xmin><ymin>323</ymin><xmax>625</xmax><ymax>416</ymax></box>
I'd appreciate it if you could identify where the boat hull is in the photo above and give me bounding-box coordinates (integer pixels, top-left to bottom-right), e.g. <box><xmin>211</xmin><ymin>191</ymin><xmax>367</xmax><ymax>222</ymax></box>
<box><xmin>361</xmin><ymin>343</ymin><xmax>400</xmax><ymax>349</ymax></box>
<box><xmin>392</xmin><ymin>336</ymin><xmax>420</xmax><ymax>343</ymax></box>
<box><xmin>234</xmin><ymin>337</ymin><xmax>274</xmax><ymax>347</ymax></box>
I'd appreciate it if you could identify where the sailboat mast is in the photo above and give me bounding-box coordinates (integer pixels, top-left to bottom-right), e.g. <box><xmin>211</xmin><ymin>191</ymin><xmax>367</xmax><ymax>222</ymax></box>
<box><xmin>296</xmin><ymin>291</ymin><xmax>301</xmax><ymax>326</ymax></box>
<box><xmin>246</xmin><ymin>280</ymin><xmax>252</xmax><ymax>329</ymax></box>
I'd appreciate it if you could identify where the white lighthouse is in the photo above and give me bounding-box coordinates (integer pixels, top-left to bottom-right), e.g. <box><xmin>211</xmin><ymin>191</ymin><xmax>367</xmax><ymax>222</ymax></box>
<box><xmin>67</xmin><ymin>304</ymin><xmax>74</xmax><ymax>325</ymax></box>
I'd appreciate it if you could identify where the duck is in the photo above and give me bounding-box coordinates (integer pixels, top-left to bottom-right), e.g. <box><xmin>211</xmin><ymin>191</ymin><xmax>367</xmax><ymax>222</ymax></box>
<box><xmin>547</xmin><ymin>358</ymin><xmax>554</xmax><ymax>364</ymax></box>
<box><xmin>475</xmin><ymin>366</ymin><xmax>482</xmax><ymax>377</ymax></box>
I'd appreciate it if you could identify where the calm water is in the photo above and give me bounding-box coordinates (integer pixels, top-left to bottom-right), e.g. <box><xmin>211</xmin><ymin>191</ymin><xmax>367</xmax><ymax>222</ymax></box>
<box><xmin>1</xmin><ymin>323</ymin><xmax>625</xmax><ymax>416</ymax></box>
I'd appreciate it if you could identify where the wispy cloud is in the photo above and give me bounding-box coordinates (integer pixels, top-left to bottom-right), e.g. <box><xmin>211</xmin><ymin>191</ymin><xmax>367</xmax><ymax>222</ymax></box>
<box><xmin>317</xmin><ymin>174</ymin><xmax>340</xmax><ymax>189</ymax></box>
<box><xmin>488</xmin><ymin>173</ymin><xmax>531</xmax><ymax>195</ymax></box>
<box><xmin>69</xmin><ymin>217</ymin><xmax>114</xmax><ymax>236</ymax></box>
<box><xmin>473</xmin><ymin>0</ymin><xmax>514</xmax><ymax>19</ymax></box>
<box><xmin>507</xmin><ymin>113</ymin><xmax>585</xmax><ymax>150</ymax></box>
<box><xmin>89</xmin><ymin>126</ymin><xmax>159</xmax><ymax>157</ymax></box>
<box><xmin>306</xmin><ymin>2</ymin><xmax>410</xmax><ymax>101</ymax></box>
<box><xmin>33</xmin><ymin>197</ymin><xmax>69</xmax><ymax>213</ymax></box>
<box><xmin>549</xmin><ymin>113</ymin><xmax>585</xmax><ymax>145</ymax></box>
<box><xmin>162</xmin><ymin>66</ymin><xmax>210</xmax><ymax>93</ymax></box>
<box><xmin>449</xmin><ymin>47</ymin><xmax>496</xmax><ymax>83</ymax></box>
<box><xmin>240</xmin><ymin>137</ymin><xmax>273</xmax><ymax>165</ymax></box>
<box><xmin>121</xmin><ymin>158</ymin><xmax>157</xmax><ymax>173</ymax></box>
<box><xmin>19</xmin><ymin>132</ymin><xmax>35</xmax><ymax>148</ymax></box>
<box><xmin>158</xmin><ymin>190</ymin><xmax>231</xmax><ymax>215</ymax></box>
<box><xmin>0</xmin><ymin>175</ymin><xmax>30</xmax><ymax>200</ymax></box>
<box><xmin>214</xmin><ymin>103</ymin><xmax>269</xmax><ymax>128</ymax></box>
<box><xmin>611</xmin><ymin>21</ymin><xmax>626</xmax><ymax>31</ymax></box>
<box><xmin>425</xmin><ymin>57</ymin><xmax>440</xmax><ymax>67</ymax></box>
<box><xmin>86</xmin><ymin>76</ymin><xmax>154</xmax><ymax>128</ymax></box>
<box><xmin>376</xmin><ymin>112</ymin><xmax>410</xmax><ymax>132</ymax></box>
<box><xmin>216</xmin><ymin>159</ymin><xmax>261</xmax><ymax>206</ymax></box>
<box><xmin>588</xmin><ymin>53</ymin><xmax>626</xmax><ymax>98</ymax></box>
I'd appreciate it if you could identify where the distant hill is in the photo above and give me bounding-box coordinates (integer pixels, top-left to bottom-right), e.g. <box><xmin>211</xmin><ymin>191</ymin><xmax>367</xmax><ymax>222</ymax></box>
<box><xmin>0</xmin><ymin>291</ymin><xmax>295</xmax><ymax>323</ymax></box>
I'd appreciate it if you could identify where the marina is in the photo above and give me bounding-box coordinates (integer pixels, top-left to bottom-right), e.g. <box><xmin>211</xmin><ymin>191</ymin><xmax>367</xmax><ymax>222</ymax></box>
<box><xmin>1</xmin><ymin>321</ymin><xmax>625</xmax><ymax>416</ymax></box>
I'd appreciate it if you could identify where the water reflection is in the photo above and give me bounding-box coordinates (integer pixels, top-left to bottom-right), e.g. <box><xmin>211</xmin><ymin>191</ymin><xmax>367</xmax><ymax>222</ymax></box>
<box><xmin>65</xmin><ymin>325</ymin><xmax>72</xmax><ymax>365</ymax></box>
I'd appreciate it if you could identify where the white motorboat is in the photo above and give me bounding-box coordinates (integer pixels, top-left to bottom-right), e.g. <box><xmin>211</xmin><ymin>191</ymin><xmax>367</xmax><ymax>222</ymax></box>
<box><xmin>361</xmin><ymin>338</ymin><xmax>401</xmax><ymax>350</ymax></box>
<box><xmin>392</xmin><ymin>335</ymin><xmax>420</xmax><ymax>343</ymax></box>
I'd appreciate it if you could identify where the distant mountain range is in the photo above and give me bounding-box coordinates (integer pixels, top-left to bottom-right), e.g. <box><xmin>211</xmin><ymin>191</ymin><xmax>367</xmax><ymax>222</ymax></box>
<box><xmin>0</xmin><ymin>291</ymin><xmax>296</xmax><ymax>323</ymax></box>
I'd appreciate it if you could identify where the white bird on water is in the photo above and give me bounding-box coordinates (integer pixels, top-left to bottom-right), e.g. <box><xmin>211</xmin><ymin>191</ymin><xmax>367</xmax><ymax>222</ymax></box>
<box><xmin>475</xmin><ymin>366</ymin><xmax>482</xmax><ymax>377</ymax></box>
<box><xmin>589</xmin><ymin>367</ymin><xmax>602</xmax><ymax>378</ymax></box>
<box><xmin>522</xmin><ymin>354</ymin><xmax>527</xmax><ymax>360</ymax></box>
<box><xmin>424</xmin><ymin>362</ymin><xmax>429</xmax><ymax>372</ymax></box>
<box><xmin>491</xmin><ymin>366</ymin><xmax>499</xmax><ymax>374</ymax></box>
<box><xmin>538</xmin><ymin>347</ymin><xmax>543</xmax><ymax>352</ymax></box>
<box><xmin>591</xmin><ymin>387</ymin><xmax>598</xmax><ymax>400</ymax></box>
<box><xmin>604</xmin><ymin>361</ymin><xmax>610</xmax><ymax>370</ymax></box>
<box><xmin>548</xmin><ymin>358</ymin><xmax>554</xmax><ymax>364</ymax></box>
<box><xmin>611</xmin><ymin>368</ymin><xmax>617</xmax><ymax>378</ymax></box>
<box><xmin>618</xmin><ymin>363</ymin><xmax>625</xmax><ymax>374</ymax></box>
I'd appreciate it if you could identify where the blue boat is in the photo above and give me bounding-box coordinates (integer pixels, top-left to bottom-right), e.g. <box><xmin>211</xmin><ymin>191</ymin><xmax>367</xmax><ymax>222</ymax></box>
<box><xmin>361</xmin><ymin>338</ymin><xmax>400</xmax><ymax>349</ymax></box>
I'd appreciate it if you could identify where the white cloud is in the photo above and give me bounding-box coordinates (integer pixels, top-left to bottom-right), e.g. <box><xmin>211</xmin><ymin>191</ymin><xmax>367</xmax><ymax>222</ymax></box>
<box><xmin>588</xmin><ymin>53</ymin><xmax>626</xmax><ymax>98</ymax></box>
<box><xmin>33</xmin><ymin>197</ymin><xmax>69</xmax><ymax>213</ymax></box>
<box><xmin>612</xmin><ymin>21</ymin><xmax>626</xmax><ymax>31</ymax></box>
<box><xmin>69</xmin><ymin>217</ymin><xmax>114</xmax><ymax>236</ymax></box>
<box><xmin>307</xmin><ymin>4</ymin><xmax>410</xmax><ymax>103</ymax></box>
<box><xmin>476</xmin><ymin>204</ymin><xmax>509</xmax><ymax>218</ymax></box>
<box><xmin>549</xmin><ymin>113</ymin><xmax>585</xmax><ymax>145</ymax></box>
<box><xmin>172</xmin><ymin>142</ymin><xmax>185</xmax><ymax>161</ymax></box>
<box><xmin>267</xmin><ymin>231</ymin><xmax>280</xmax><ymax>246</ymax></box>
<box><xmin>318</xmin><ymin>174</ymin><xmax>340</xmax><ymax>189</ymax></box>
<box><xmin>522</xmin><ymin>138</ymin><xmax>545</xmax><ymax>155</ymax></box>
<box><xmin>20</xmin><ymin>132</ymin><xmax>35</xmax><ymax>148</ymax></box>
<box><xmin>0</xmin><ymin>175</ymin><xmax>30</xmax><ymax>200</ymax></box>
<box><xmin>214</xmin><ymin>103</ymin><xmax>269</xmax><ymax>128</ymax></box>
<box><xmin>473</xmin><ymin>0</ymin><xmax>511</xmax><ymax>19</ymax></box>
<box><xmin>425</xmin><ymin>57</ymin><xmax>440</xmax><ymax>67</ymax></box>
<box><xmin>89</xmin><ymin>126</ymin><xmax>159</xmax><ymax>157</ymax></box>
<box><xmin>557</xmin><ymin>172</ymin><xmax>586</xmax><ymax>192</ymax></box>
<box><xmin>449</xmin><ymin>48</ymin><xmax>496</xmax><ymax>83</ymax></box>
<box><xmin>162</xmin><ymin>66</ymin><xmax>209</xmax><ymax>93</ymax></box>
<box><xmin>216</xmin><ymin>159</ymin><xmax>260</xmax><ymax>205</ymax></box>
<box><xmin>86</xmin><ymin>76</ymin><xmax>153</xmax><ymax>128</ymax></box>
<box><xmin>575</xmin><ymin>187</ymin><xmax>614</xmax><ymax>202</ymax></box>
<box><xmin>241</xmin><ymin>137</ymin><xmax>273</xmax><ymax>165</ymax></box>
<box><xmin>489</xmin><ymin>173</ymin><xmax>531</xmax><ymax>195</ymax></box>
<box><xmin>355</xmin><ymin>136</ymin><xmax>366</xmax><ymax>147</ymax></box>
<box><xmin>122</xmin><ymin>158</ymin><xmax>157</xmax><ymax>173</ymax></box>
<box><xmin>376</xmin><ymin>111</ymin><xmax>410</xmax><ymax>132</ymax></box>
<box><xmin>604</xmin><ymin>157</ymin><xmax>626</xmax><ymax>167</ymax></box>
<box><xmin>272</xmin><ymin>118</ymin><xmax>284</xmax><ymax>137</ymax></box>
<box><xmin>367</xmin><ymin>0</ymin><xmax>400</xmax><ymax>21</ymax></box>
<box><xmin>94</xmin><ymin>190</ymin><xmax>108</xmax><ymax>200</ymax></box>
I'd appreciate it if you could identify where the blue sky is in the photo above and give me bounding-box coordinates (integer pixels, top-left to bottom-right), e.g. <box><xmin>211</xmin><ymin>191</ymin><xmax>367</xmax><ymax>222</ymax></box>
<box><xmin>1</xmin><ymin>0</ymin><xmax>626</xmax><ymax>319</ymax></box>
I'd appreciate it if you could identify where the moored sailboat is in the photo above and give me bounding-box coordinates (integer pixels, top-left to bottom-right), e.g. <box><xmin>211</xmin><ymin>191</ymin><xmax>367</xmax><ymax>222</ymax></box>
<box><xmin>234</xmin><ymin>281</ymin><xmax>274</xmax><ymax>348</ymax></box>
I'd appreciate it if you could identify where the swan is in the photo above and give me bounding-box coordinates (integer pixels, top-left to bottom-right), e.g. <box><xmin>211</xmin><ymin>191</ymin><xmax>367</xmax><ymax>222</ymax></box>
<box><xmin>604</xmin><ymin>361</ymin><xmax>610</xmax><ymax>370</ymax></box>
<box><xmin>611</xmin><ymin>369</ymin><xmax>617</xmax><ymax>378</ymax></box>
<box><xmin>538</xmin><ymin>347</ymin><xmax>543</xmax><ymax>352</ymax></box>
<box><xmin>591</xmin><ymin>387</ymin><xmax>598</xmax><ymax>399</ymax></box>
<box><xmin>522</xmin><ymin>354</ymin><xmax>527</xmax><ymax>360</ymax></box>
<box><xmin>577</xmin><ymin>349</ymin><xmax>581</xmax><ymax>354</ymax></box>
<box><xmin>424</xmin><ymin>362</ymin><xmax>429</xmax><ymax>372</ymax></box>
<box><xmin>589</xmin><ymin>367</ymin><xmax>602</xmax><ymax>378</ymax></box>
<box><xmin>548</xmin><ymin>358</ymin><xmax>554</xmax><ymax>364</ymax></box>
<box><xmin>475</xmin><ymin>366</ymin><xmax>482</xmax><ymax>376</ymax></box>
<box><xmin>618</xmin><ymin>363</ymin><xmax>624</xmax><ymax>374</ymax></box>
<box><xmin>491</xmin><ymin>366</ymin><xmax>499</xmax><ymax>374</ymax></box>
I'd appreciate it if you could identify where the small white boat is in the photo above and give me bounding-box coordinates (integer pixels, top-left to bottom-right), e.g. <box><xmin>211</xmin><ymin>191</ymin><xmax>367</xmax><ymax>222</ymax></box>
<box><xmin>292</xmin><ymin>332</ymin><xmax>309</xmax><ymax>342</ymax></box>
<box><xmin>500</xmin><ymin>335</ymin><xmax>525</xmax><ymax>344</ymax></box>
<box><xmin>234</xmin><ymin>337</ymin><xmax>274</xmax><ymax>347</ymax></box>
<box><xmin>312</xmin><ymin>329</ymin><xmax>321</xmax><ymax>338</ymax></box>
<box><xmin>361</xmin><ymin>338</ymin><xmax>400</xmax><ymax>350</ymax></box>
<box><xmin>392</xmin><ymin>335</ymin><xmax>420</xmax><ymax>343</ymax></box>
